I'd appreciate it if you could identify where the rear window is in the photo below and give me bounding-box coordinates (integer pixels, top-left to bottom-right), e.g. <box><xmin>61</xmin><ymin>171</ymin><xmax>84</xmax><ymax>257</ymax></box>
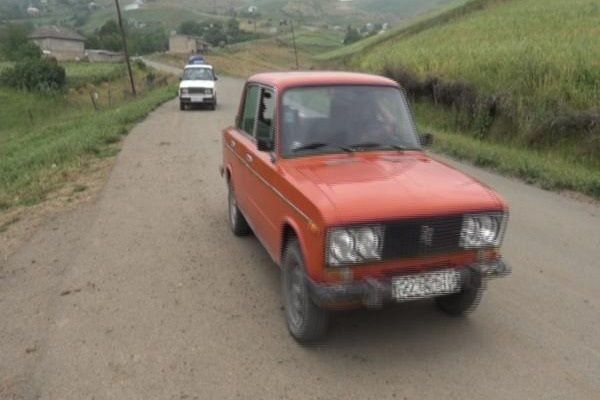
<box><xmin>183</xmin><ymin>68</ymin><xmax>214</xmax><ymax>81</ymax></box>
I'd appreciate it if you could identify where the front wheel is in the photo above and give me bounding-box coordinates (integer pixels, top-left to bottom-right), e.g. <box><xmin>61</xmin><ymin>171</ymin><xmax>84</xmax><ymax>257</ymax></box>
<box><xmin>282</xmin><ymin>239</ymin><xmax>329</xmax><ymax>343</ymax></box>
<box><xmin>435</xmin><ymin>269</ymin><xmax>483</xmax><ymax>316</ymax></box>
<box><xmin>179</xmin><ymin>101</ymin><xmax>185</xmax><ymax>111</ymax></box>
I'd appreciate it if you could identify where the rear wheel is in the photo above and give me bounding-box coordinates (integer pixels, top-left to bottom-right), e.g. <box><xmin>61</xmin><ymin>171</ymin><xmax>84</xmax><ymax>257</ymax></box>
<box><xmin>435</xmin><ymin>269</ymin><xmax>483</xmax><ymax>316</ymax></box>
<box><xmin>282</xmin><ymin>239</ymin><xmax>329</xmax><ymax>343</ymax></box>
<box><xmin>227</xmin><ymin>182</ymin><xmax>250</xmax><ymax>236</ymax></box>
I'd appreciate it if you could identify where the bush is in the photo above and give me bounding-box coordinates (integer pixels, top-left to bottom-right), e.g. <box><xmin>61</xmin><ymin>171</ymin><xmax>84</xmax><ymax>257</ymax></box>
<box><xmin>1</xmin><ymin>58</ymin><xmax>66</xmax><ymax>92</ymax></box>
<box><xmin>0</xmin><ymin>23</ymin><xmax>41</xmax><ymax>61</ymax></box>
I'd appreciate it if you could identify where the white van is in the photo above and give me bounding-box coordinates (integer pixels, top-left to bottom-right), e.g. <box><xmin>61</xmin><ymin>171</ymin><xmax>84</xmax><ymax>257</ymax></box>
<box><xmin>179</xmin><ymin>64</ymin><xmax>218</xmax><ymax>111</ymax></box>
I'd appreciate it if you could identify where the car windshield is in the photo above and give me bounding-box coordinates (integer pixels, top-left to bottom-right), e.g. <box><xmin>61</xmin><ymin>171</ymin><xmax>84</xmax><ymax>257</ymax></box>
<box><xmin>183</xmin><ymin>68</ymin><xmax>214</xmax><ymax>81</ymax></box>
<box><xmin>281</xmin><ymin>85</ymin><xmax>421</xmax><ymax>157</ymax></box>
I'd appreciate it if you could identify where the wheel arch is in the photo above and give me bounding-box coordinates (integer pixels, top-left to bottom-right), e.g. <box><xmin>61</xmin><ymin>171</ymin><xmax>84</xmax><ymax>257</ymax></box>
<box><xmin>280</xmin><ymin>218</ymin><xmax>310</xmax><ymax>268</ymax></box>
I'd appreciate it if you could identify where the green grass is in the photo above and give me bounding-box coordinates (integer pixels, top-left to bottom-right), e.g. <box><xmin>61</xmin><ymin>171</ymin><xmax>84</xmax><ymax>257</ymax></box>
<box><xmin>0</xmin><ymin>84</ymin><xmax>176</xmax><ymax>210</ymax></box>
<box><xmin>282</xmin><ymin>30</ymin><xmax>344</xmax><ymax>55</ymax></box>
<box><xmin>63</xmin><ymin>62</ymin><xmax>126</xmax><ymax>87</ymax></box>
<box><xmin>0</xmin><ymin>61</ymin><xmax>14</xmax><ymax>71</ymax></box>
<box><xmin>316</xmin><ymin>0</ymin><xmax>469</xmax><ymax>62</ymax></box>
<box><xmin>354</xmin><ymin>0</ymin><xmax>457</xmax><ymax>16</ymax></box>
<box><xmin>354</xmin><ymin>0</ymin><xmax>600</xmax><ymax>113</ymax></box>
<box><xmin>0</xmin><ymin>62</ymin><xmax>176</xmax><ymax>210</ymax></box>
<box><xmin>416</xmin><ymin>106</ymin><xmax>600</xmax><ymax>198</ymax></box>
<box><xmin>323</xmin><ymin>0</ymin><xmax>600</xmax><ymax>197</ymax></box>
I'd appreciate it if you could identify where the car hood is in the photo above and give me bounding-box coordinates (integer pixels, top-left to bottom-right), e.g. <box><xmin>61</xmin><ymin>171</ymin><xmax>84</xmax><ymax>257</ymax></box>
<box><xmin>179</xmin><ymin>80</ymin><xmax>215</xmax><ymax>89</ymax></box>
<box><xmin>284</xmin><ymin>152</ymin><xmax>504</xmax><ymax>224</ymax></box>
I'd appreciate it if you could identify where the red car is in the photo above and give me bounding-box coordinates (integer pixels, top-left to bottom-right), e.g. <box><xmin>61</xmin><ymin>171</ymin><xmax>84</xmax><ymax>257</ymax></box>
<box><xmin>221</xmin><ymin>72</ymin><xmax>510</xmax><ymax>342</ymax></box>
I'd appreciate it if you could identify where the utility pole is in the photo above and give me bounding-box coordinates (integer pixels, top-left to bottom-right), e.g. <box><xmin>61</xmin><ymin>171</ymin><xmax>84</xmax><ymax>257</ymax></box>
<box><xmin>290</xmin><ymin>19</ymin><xmax>299</xmax><ymax>70</ymax></box>
<box><xmin>281</xmin><ymin>18</ymin><xmax>299</xmax><ymax>70</ymax></box>
<box><xmin>114</xmin><ymin>0</ymin><xmax>136</xmax><ymax>97</ymax></box>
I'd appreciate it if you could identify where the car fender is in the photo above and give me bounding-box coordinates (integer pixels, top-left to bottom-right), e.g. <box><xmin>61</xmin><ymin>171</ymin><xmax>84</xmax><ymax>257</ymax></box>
<box><xmin>280</xmin><ymin>216</ymin><xmax>315</xmax><ymax>275</ymax></box>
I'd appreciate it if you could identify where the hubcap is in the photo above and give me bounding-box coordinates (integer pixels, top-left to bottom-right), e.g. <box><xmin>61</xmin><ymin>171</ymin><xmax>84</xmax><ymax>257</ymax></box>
<box><xmin>287</xmin><ymin>262</ymin><xmax>305</xmax><ymax>329</ymax></box>
<box><xmin>229</xmin><ymin>189</ymin><xmax>237</xmax><ymax>226</ymax></box>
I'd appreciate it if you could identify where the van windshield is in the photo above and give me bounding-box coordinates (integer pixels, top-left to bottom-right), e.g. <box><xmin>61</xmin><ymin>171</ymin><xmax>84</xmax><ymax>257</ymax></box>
<box><xmin>281</xmin><ymin>85</ymin><xmax>421</xmax><ymax>157</ymax></box>
<box><xmin>183</xmin><ymin>68</ymin><xmax>214</xmax><ymax>81</ymax></box>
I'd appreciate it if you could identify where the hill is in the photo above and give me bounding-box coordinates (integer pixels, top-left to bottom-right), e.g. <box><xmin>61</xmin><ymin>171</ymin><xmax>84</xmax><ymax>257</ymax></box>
<box><xmin>245</xmin><ymin>0</ymin><xmax>457</xmax><ymax>24</ymax></box>
<box><xmin>330</xmin><ymin>0</ymin><xmax>600</xmax><ymax>197</ymax></box>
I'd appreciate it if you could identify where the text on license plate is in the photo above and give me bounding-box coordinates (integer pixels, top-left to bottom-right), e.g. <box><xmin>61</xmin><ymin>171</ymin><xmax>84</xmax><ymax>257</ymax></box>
<box><xmin>392</xmin><ymin>269</ymin><xmax>461</xmax><ymax>300</ymax></box>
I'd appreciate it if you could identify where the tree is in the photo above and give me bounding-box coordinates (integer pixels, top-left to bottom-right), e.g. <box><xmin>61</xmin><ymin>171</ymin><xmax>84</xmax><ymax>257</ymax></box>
<box><xmin>0</xmin><ymin>58</ymin><xmax>66</xmax><ymax>92</ymax></box>
<box><xmin>343</xmin><ymin>25</ymin><xmax>361</xmax><ymax>45</ymax></box>
<box><xmin>0</xmin><ymin>24</ymin><xmax>41</xmax><ymax>61</ymax></box>
<box><xmin>178</xmin><ymin>20</ymin><xmax>203</xmax><ymax>36</ymax></box>
<box><xmin>86</xmin><ymin>19</ymin><xmax>123</xmax><ymax>51</ymax></box>
<box><xmin>226</xmin><ymin>18</ymin><xmax>240</xmax><ymax>36</ymax></box>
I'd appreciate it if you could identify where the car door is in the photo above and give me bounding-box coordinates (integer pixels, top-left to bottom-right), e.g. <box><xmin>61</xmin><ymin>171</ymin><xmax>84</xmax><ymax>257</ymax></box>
<box><xmin>237</xmin><ymin>86</ymin><xmax>282</xmax><ymax>258</ymax></box>
<box><xmin>226</xmin><ymin>83</ymin><xmax>259</xmax><ymax>215</ymax></box>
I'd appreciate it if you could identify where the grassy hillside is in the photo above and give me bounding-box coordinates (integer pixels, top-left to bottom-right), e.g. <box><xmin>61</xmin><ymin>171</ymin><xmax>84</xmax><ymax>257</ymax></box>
<box><xmin>353</xmin><ymin>0</ymin><xmax>458</xmax><ymax>19</ymax></box>
<box><xmin>338</xmin><ymin>0</ymin><xmax>600</xmax><ymax>197</ymax></box>
<box><xmin>247</xmin><ymin>0</ymin><xmax>457</xmax><ymax>24</ymax></box>
<box><xmin>316</xmin><ymin>0</ymin><xmax>470</xmax><ymax>61</ymax></box>
<box><xmin>0</xmin><ymin>62</ymin><xmax>176</xmax><ymax>210</ymax></box>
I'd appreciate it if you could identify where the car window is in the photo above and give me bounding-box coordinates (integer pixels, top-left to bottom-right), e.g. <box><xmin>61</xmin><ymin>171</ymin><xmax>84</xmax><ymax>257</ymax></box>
<box><xmin>281</xmin><ymin>85</ymin><xmax>421</xmax><ymax>157</ymax></box>
<box><xmin>256</xmin><ymin>88</ymin><xmax>275</xmax><ymax>141</ymax></box>
<box><xmin>183</xmin><ymin>68</ymin><xmax>213</xmax><ymax>81</ymax></box>
<box><xmin>241</xmin><ymin>85</ymin><xmax>259</xmax><ymax>135</ymax></box>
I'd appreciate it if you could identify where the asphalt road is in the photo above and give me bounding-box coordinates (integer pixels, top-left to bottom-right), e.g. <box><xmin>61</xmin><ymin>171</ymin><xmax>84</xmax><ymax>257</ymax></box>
<box><xmin>1</xmin><ymin>70</ymin><xmax>599</xmax><ymax>400</ymax></box>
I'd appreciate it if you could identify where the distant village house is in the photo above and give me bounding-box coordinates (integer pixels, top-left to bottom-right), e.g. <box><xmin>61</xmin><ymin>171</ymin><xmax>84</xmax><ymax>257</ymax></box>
<box><xmin>27</xmin><ymin>6</ymin><xmax>41</xmax><ymax>17</ymax></box>
<box><xmin>124</xmin><ymin>0</ymin><xmax>144</xmax><ymax>11</ymax></box>
<box><xmin>28</xmin><ymin>26</ymin><xmax>86</xmax><ymax>61</ymax></box>
<box><xmin>169</xmin><ymin>34</ymin><xmax>210</xmax><ymax>54</ymax></box>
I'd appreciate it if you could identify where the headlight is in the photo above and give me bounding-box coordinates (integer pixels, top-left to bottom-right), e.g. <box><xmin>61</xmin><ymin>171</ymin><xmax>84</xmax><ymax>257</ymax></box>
<box><xmin>205</xmin><ymin>88</ymin><xmax>213</xmax><ymax>95</ymax></box>
<box><xmin>327</xmin><ymin>226</ymin><xmax>383</xmax><ymax>266</ymax></box>
<box><xmin>460</xmin><ymin>213</ymin><xmax>507</xmax><ymax>248</ymax></box>
<box><xmin>180</xmin><ymin>88</ymin><xmax>189</xmax><ymax>95</ymax></box>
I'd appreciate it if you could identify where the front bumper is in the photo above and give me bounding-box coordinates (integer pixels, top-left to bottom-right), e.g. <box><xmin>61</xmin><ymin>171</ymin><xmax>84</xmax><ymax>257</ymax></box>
<box><xmin>308</xmin><ymin>259</ymin><xmax>510</xmax><ymax>309</ymax></box>
<box><xmin>180</xmin><ymin>95</ymin><xmax>215</xmax><ymax>104</ymax></box>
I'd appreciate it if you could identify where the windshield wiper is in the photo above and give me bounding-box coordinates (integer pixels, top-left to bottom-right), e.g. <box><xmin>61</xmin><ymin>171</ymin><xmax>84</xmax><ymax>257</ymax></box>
<box><xmin>347</xmin><ymin>142</ymin><xmax>416</xmax><ymax>151</ymax></box>
<box><xmin>292</xmin><ymin>142</ymin><xmax>352</xmax><ymax>153</ymax></box>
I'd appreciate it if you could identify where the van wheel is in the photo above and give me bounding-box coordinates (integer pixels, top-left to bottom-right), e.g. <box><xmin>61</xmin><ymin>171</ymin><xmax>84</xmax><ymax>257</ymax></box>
<box><xmin>228</xmin><ymin>182</ymin><xmax>250</xmax><ymax>236</ymax></box>
<box><xmin>435</xmin><ymin>268</ymin><xmax>483</xmax><ymax>316</ymax></box>
<box><xmin>180</xmin><ymin>101</ymin><xmax>185</xmax><ymax>111</ymax></box>
<box><xmin>282</xmin><ymin>239</ymin><xmax>329</xmax><ymax>343</ymax></box>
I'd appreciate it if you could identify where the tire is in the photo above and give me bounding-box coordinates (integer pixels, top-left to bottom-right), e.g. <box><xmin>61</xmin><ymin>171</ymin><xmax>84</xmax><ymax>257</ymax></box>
<box><xmin>435</xmin><ymin>268</ymin><xmax>484</xmax><ymax>316</ymax></box>
<box><xmin>282</xmin><ymin>239</ymin><xmax>329</xmax><ymax>343</ymax></box>
<box><xmin>228</xmin><ymin>182</ymin><xmax>250</xmax><ymax>236</ymax></box>
<box><xmin>180</xmin><ymin>101</ymin><xmax>185</xmax><ymax>111</ymax></box>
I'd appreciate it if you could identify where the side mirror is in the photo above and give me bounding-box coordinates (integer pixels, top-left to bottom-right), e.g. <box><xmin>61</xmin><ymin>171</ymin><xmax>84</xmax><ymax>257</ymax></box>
<box><xmin>257</xmin><ymin>137</ymin><xmax>274</xmax><ymax>152</ymax></box>
<box><xmin>419</xmin><ymin>132</ymin><xmax>434</xmax><ymax>147</ymax></box>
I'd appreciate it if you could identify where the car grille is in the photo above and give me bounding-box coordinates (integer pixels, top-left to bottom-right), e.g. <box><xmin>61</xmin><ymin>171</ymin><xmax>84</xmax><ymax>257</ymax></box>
<box><xmin>188</xmin><ymin>88</ymin><xmax>211</xmax><ymax>94</ymax></box>
<box><xmin>381</xmin><ymin>215</ymin><xmax>464</xmax><ymax>260</ymax></box>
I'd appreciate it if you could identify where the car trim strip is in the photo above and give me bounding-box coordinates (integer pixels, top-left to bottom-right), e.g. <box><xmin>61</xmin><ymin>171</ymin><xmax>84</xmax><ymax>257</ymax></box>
<box><xmin>225</xmin><ymin>142</ymin><xmax>312</xmax><ymax>224</ymax></box>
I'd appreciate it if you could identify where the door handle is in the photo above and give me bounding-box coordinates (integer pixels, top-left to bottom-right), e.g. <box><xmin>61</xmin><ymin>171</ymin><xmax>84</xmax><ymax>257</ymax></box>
<box><xmin>245</xmin><ymin>153</ymin><xmax>253</xmax><ymax>163</ymax></box>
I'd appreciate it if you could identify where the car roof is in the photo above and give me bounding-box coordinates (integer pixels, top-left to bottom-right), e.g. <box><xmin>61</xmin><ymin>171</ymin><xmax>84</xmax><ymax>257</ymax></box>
<box><xmin>247</xmin><ymin>71</ymin><xmax>399</xmax><ymax>91</ymax></box>
<box><xmin>184</xmin><ymin>64</ymin><xmax>213</xmax><ymax>69</ymax></box>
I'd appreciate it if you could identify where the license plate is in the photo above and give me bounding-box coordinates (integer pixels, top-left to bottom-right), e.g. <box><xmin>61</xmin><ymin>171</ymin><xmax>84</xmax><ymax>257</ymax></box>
<box><xmin>191</xmin><ymin>96</ymin><xmax>208</xmax><ymax>102</ymax></box>
<box><xmin>392</xmin><ymin>269</ymin><xmax>460</xmax><ymax>300</ymax></box>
